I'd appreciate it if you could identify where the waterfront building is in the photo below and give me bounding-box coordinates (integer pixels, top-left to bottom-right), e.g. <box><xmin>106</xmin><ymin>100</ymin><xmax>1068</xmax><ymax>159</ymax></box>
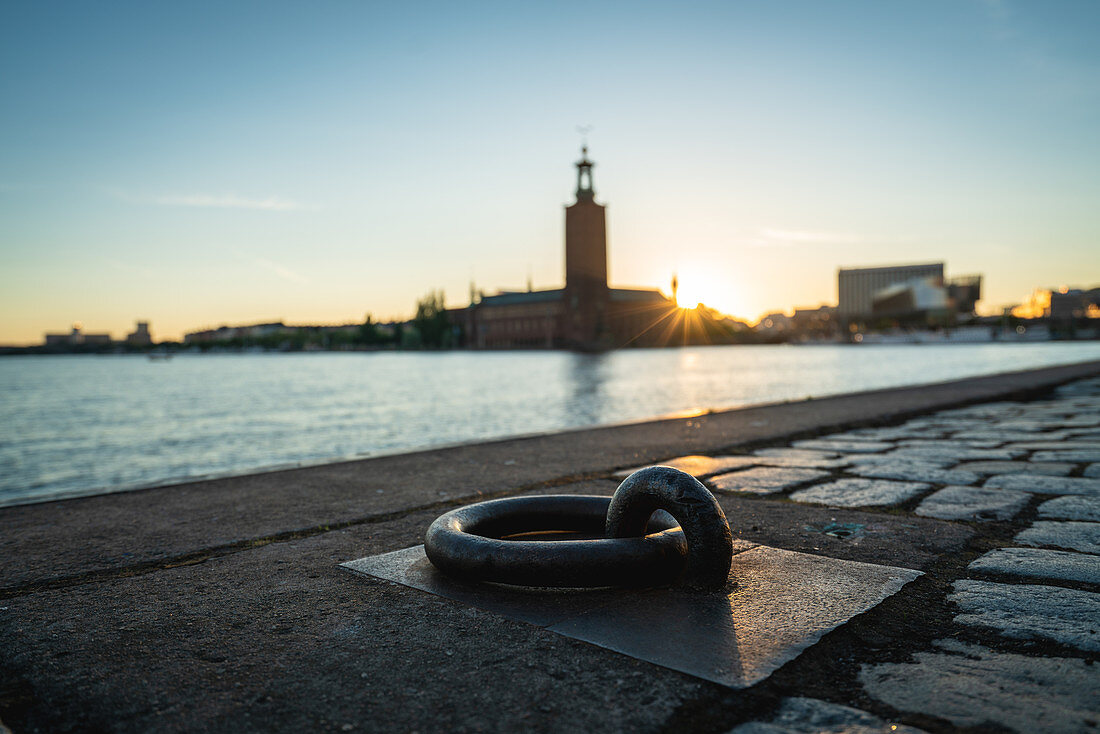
<box><xmin>455</xmin><ymin>148</ymin><xmax>677</xmax><ymax>350</ymax></box>
<box><xmin>838</xmin><ymin>263</ymin><xmax>945</xmax><ymax>319</ymax></box>
<box><xmin>1012</xmin><ymin>286</ymin><xmax>1100</xmax><ymax>322</ymax></box>
<box><xmin>126</xmin><ymin>321</ymin><xmax>153</xmax><ymax>346</ymax></box>
<box><xmin>184</xmin><ymin>322</ymin><xmax>287</xmax><ymax>344</ymax></box>
<box><xmin>43</xmin><ymin>322</ymin><xmax>112</xmax><ymax>347</ymax></box>
<box><xmin>839</xmin><ymin>263</ymin><xmax>981</xmax><ymax>324</ymax></box>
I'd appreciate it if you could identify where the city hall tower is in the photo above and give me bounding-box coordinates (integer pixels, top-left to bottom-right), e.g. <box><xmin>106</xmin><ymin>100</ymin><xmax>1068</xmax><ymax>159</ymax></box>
<box><xmin>564</xmin><ymin>146</ymin><xmax>609</xmax><ymax>349</ymax></box>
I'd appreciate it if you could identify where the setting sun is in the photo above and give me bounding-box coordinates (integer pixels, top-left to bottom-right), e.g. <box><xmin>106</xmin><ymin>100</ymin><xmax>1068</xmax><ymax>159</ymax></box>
<box><xmin>674</xmin><ymin>267</ymin><xmax>743</xmax><ymax>317</ymax></box>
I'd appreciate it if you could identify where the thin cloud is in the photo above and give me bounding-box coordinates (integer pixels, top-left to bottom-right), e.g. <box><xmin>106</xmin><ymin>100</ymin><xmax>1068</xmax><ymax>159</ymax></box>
<box><xmin>758</xmin><ymin>228</ymin><xmax>867</xmax><ymax>245</ymax></box>
<box><xmin>154</xmin><ymin>193</ymin><xmax>305</xmax><ymax>211</ymax></box>
<box><xmin>255</xmin><ymin>257</ymin><xmax>309</xmax><ymax>284</ymax></box>
<box><xmin>105</xmin><ymin>187</ymin><xmax>312</xmax><ymax>211</ymax></box>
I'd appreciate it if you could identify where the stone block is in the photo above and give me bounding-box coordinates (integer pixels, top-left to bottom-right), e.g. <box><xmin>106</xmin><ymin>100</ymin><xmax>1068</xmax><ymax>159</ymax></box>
<box><xmin>846</xmin><ymin>454</ymin><xmax>951</xmax><ymax>468</ymax></box>
<box><xmin>914</xmin><ymin>486</ymin><xmax>1029</xmax><ymax>521</ymax></box>
<box><xmin>791</xmin><ymin>439</ymin><xmax>894</xmax><ymax>453</ymax></box>
<box><xmin>984</xmin><ymin>474</ymin><xmax>1100</xmax><ymax>496</ymax></box>
<box><xmin>1038</xmin><ymin>495</ymin><xmax>1100</xmax><ymax>522</ymax></box>
<box><xmin>1015</xmin><ymin>521</ymin><xmax>1100</xmax><ymax>555</ymax></box>
<box><xmin>882</xmin><ymin>446</ymin><xmax>1025</xmax><ymax>461</ymax></box>
<box><xmin>897</xmin><ymin>438</ymin><xmax>1002</xmax><ymax>449</ymax></box>
<box><xmin>1085</xmin><ymin>463</ymin><xmax>1100</xmax><ymax>479</ymax></box>
<box><xmin>950</xmin><ymin>579</ymin><xmax>1100</xmax><ymax>651</ymax></box>
<box><xmin>953</xmin><ymin>460</ymin><xmax>1074</xmax><ymax>477</ymax></box>
<box><xmin>1006</xmin><ymin>441</ymin><xmax>1100</xmax><ymax>451</ymax></box>
<box><xmin>729</xmin><ymin>696</ymin><xmax>927</xmax><ymax>733</ymax></box>
<box><xmin>1031</xmin><ymin>450</ymin><xmax>1100</xmax><ymax>463</ymax></box>
<box><xmin>751</xmin><ymin>448</ymin><xmax>851</xmax><ymax>468</ymax></box>
<box><xmin>850</xmin><ymin>462</ymin><xmax>981</xmax><ymax>486</ymax></box>
<box><xmin>969</xmin><ymin>547</ymin><xmax>1100</xmax><ymax>584</ymax></box>
<box><xmin>709</xmin><ymin>467</ymin><xmax>830</xmax><ymax>495</ymax></box>
<box><xmin>860</xmin><ymin>640</ymin><xmax>1100</xmax><ymax>733</ymax></box>
<box><xmin>789</xmin><ymin>478</ymin><xmax>930</xmax><ymax>508</ymax></box>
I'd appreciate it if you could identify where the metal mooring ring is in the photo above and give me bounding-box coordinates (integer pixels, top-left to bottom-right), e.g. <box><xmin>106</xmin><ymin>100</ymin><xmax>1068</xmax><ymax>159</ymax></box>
<box><xmin>425</xmin><ymin>495</ymin><xmax>688</xmax><ymax>588</ymax></box>
<box><xmin>424</xmin><ymin>467</ymin><xmax>733</xmax><ymax>590</ymax></box>
<box><xmin>606</xmin><ymin>466</ymin><xmax>734</xmax><ymax>590</ymax></box>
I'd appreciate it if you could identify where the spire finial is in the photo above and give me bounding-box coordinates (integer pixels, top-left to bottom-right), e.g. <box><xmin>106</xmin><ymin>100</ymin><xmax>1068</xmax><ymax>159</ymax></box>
<box><xmin>574</xmin><ymin>129</ymin><xmax>595</xmax><ymax>201</ymax></box>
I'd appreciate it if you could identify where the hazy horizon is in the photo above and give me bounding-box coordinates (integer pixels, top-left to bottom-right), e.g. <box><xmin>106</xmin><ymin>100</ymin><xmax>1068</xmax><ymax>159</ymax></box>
<box><xmin>2</xmin><ymin>0</ymin><xmax>1098</xmax><ymax>345</ymax></box>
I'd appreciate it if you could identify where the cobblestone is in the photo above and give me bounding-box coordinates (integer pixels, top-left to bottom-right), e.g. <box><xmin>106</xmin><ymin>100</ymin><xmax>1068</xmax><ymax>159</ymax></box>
<box><xmin>849</xmin><ymin>462</ymin><xmax>982</xmax><ymax>486</ymax></box>
<box><xmin>1031</xmin><ymin>449</ymin><xmax>1100</xmax><ymax>463</ymax></box>
<box><xmin>1005</xmin><ymin>440</ymin><xmax>1100</xmax><ymax>450</ymax></box>
<box><xmin>729</xmin><ymin>697</ymin><xmax>927</xmax><ymax>734</ymax></box>
<box><xmin>790</xmin><ymin>438</ymin><xmax>893</xmax><ymax>453</ymax></box>
<box><xmin>914</xmin><ymin>486</ymin><xmax>1029</xmax><ymax>521</ymax></box>
<box><xmin>709</xmin><ymin>467</ymin><xmax>830</xmax><ymax>495</ymax></box>
<box><xmin>828</xmin><ymin>426</ymin><xmax>946</xmax><ymax>441</ymax></box>
<box><xmin>845</xmin><ymin>454</ymin><xmax>950</xmax><ymax>468</ymax></box>
<box><xmin>984</xmin><ymin>474</ymin><xmax>1100</xmax><ymax>495</ymax></box>
<box><xmin>950</xmin><ymin>579</ymin><xmax>1100</xmax><ymax>651</ymax></box>
<box><xmin>953</xmin><ymin>460</ymin><xmax>1075</xmax><ymax>477</ymax></box>
<box><xmin>969</xmin><ymin>547</ymin><xmax>1100</xmax><ymax>584</ymax></box>
<box><xmin>1086</xmin><ymin>463</ymin><xmax>1100</xmax><ymax>478</ymax></box>
<box><xmin>1016</xmin><ymin>521</ymin><xmax>1100</xmax><ymax>554</ymax></box>
<box><xmin>880</xmin><ymin>446</ymin><xmax>1025</xmax><ymax>461</ymax></box>
<box><xmin>1038</xmin><ymin>495</ymin><xmax>1100</xmax><ymax>522</ymax></box>
<box><xmin>896</xmin><ymin>438</ymin><xmax>1003</xmax><ymax>449</ymax></box>
<box><xmin>789</xmin><ymin>478</ymin><xmax>929</xmax><ymax>508</ymax></box>
<box><xmin>750</xmin><ymin>448</ymin><xmax>851</xmax><ymax>468</ymax></box>
<box><xmin>860</xmin><ymin>640</ymin><xmax>1100</xmax><ymax>733</ymax></box>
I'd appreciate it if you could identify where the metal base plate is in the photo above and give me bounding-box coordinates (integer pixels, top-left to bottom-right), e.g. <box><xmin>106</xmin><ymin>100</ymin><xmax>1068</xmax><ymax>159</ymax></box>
<box><xmin>341</xmin><ymin>543</ymin><xmax>920</xmax><ymax>689</ymax></box>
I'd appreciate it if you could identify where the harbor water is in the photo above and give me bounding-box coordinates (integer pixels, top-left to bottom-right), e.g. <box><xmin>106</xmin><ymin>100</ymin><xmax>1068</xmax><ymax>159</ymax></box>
<box><xmin>3</xmin><ymin>342</ymin><xmax>1099</xmax><ymax>507</ymax></box>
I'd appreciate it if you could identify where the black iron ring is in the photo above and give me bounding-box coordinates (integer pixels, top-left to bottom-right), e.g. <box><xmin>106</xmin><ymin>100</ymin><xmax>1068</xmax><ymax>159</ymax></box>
<box><xmin>424</xmin><ymin>495</ymin><xmax>688</xmax><ymax>588</ymax></box>
<box><xmin>607</xmin><ymin>466</ymin><xmax>734</xmax><ymax>590</ymax></box>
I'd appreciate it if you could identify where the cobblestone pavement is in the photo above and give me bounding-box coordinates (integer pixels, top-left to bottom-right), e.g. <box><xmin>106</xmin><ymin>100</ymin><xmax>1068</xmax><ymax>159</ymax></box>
<box><xmin>621</xmin><ymin>376</ymin><xmax>1100</xmax><ymax>733</ymax></box>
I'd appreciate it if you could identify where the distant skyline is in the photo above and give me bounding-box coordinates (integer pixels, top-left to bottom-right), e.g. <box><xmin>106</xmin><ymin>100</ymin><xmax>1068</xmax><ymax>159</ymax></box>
<box><xmin>2</xmin><ymin>0</ymin><xmax>1099</xmax><ymax>344</ymax></box>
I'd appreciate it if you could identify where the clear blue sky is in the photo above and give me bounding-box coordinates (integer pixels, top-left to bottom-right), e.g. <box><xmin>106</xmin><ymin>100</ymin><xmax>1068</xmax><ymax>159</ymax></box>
<box><xmin>2</xmin><ymin>0</ymin><xmax>1098</xmax><ymax>343</ymax></box>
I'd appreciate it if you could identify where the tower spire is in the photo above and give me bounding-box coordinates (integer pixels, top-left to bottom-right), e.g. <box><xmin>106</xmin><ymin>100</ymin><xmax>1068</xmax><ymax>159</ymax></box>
<box><xmin>575</xmin><ymin>145</ymin><xmax>595</xmax><ymax>201</ymax></box>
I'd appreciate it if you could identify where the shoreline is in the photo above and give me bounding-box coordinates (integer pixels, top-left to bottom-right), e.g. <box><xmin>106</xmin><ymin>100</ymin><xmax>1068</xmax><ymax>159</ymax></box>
<box><xmin>5</xmin><ymin>352</ymin><xmax>1100</xmax><ymax>511</ymax></box>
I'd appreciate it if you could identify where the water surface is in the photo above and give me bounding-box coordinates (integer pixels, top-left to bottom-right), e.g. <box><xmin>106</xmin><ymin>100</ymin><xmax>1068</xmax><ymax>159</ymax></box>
<box><xmin>2</xmin><ymin>343</ymin><xmax>1099</xmax><ymax>506</ymax></box>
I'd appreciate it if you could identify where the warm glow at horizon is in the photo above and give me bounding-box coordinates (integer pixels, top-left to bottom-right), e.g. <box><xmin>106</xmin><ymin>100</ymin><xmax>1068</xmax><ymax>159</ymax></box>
<box><xmin>674</xmin><ymin>266</ymin><xmax>746</xmax><ymax>318</ymax></box>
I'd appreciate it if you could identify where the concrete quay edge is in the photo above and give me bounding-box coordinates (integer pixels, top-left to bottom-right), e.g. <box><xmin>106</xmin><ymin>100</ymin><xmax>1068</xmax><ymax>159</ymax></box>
<box><xmin>3</xmin><ymin>358</ymin><xmax>1100</xmax><ymax>595</ymax></box>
